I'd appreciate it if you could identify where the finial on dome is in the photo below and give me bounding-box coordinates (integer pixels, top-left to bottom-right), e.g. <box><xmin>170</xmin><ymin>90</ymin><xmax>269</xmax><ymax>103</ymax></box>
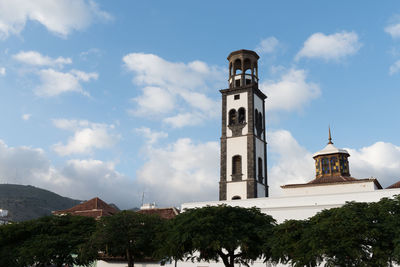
<box><xmin>328</xmin><ymin>126</ymin><xmax>333</xmax><ymax>144</ymax></box>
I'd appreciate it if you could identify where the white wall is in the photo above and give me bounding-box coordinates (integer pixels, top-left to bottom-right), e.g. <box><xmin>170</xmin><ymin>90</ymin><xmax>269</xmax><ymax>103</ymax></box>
<box><xmin>282</xmin><ymin>181</ymin><xmax>377</xmax><ymax>197</ymax></box>
<box><xmin>182</xmin><ymin>188</ymin><xmax>400</xmax><ymax>223</ymax></box>
<box><xmin>227</xmin><ymin>181</ymin><xmax>247</xmax><ymax>200</ymax></box>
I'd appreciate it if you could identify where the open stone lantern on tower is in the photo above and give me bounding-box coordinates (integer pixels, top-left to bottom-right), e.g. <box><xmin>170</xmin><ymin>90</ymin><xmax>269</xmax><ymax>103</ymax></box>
<box><xmin>219</xmin><ymin>49</ymin><xmax>268</xmax><ymax>201</ymax></box>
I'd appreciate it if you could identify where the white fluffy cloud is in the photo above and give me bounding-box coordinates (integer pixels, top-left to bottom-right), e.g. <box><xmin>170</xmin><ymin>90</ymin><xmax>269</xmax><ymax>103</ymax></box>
<box><xmin>389</xmin><ymin>60</ymin><xmax>400</xmax><ymax>75</ymax></box>
<box><xmin>268</xmin><ymin>130</ymin><xmax>315</xmax><ymax>196</ymax></box>
<box><xmin>13</xmin><ymin>51</ymin><xmax>72</xmax><ymax>67</ymax></box>
<box><xmin>0</xmin><ymin>67</ymin><xmax>5</xmax><ymax>76</ymax></box>
<box><xmin>52</xmin><ymin>119</ymin><xmax>119</xmax><ymax>156</ymax></box>
<box><xmin>129</xmin><ymin>86</ymin><xmax>175</xmax><ymax>116</ymax></box>
<box><xmin>35</xmin><ymin>68</ymin><xmax>98</xmax><ymax>97</ymax></box>
<box><xmin>123</xmin><ymin>53</ymin><xmax>223</xmax><ymax>127</ymax></box>
<box><xmin>0</xmin><ymin>0</ymin><xmax>111</xmax><ymax>39</ymax></box>
<box><xmin>135</xmin><ymin>127</ymin><xmax>168</xmax><ymax>145</ymax></box>
<box><xmin>347</xmin><ymin>142</ymin><xmax>400</xmax><ymax>187</ymax></box>
<box><xmin>385</xmin><ymin>22</ymin><xmax>400</xmax><ymax>39</ymax></box>
<box><xmin>260</xmin><ymin>68</ymin><xmax>320</xmax><ymax>112</ymax></box>
<box><xmin>0</xmin><ymin>139</ymin><xmax>135</xmax><ymax>208</ymax></box>
<box><xmin>296</xmin><ymin>31</ymin><xmax>361</xmax><ymax>61</ymax></box>
<box><xmin>136</xmin><ymin>138</ymin><xmax>219</xmax><ymax>206</ymax></box>
<box><xmin>255</xmin><ymin>37</ymin><xmax>279</xmax><ymax>55</ymax></box>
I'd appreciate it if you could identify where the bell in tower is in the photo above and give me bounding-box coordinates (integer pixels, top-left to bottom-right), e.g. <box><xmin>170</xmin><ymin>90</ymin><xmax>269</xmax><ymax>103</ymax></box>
<box><xmin>219</xmin><ymin>50</ymin><xmax>268</xmax><ymax>201</ymax></box>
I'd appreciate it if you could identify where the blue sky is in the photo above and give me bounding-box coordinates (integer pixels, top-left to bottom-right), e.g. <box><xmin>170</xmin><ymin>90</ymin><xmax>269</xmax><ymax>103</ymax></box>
<box><xmin>1</xmin><ymin>1</ymin><xmax>400</xmax><ymax>209</ymax></box>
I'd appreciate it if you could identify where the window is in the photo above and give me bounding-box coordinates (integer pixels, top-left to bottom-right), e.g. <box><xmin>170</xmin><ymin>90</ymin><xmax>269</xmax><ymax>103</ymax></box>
<box><xmin>321</xmin><ymin>157</ymin><xmax>330</xmax><ymax>174</ymax></box>
<box><xmin>229</xmin><ymin>109</ymin><xmax>236</xmax><ymax>125</ymax></box>
<box><xmin>235</xmin><ymin>79</ymin><xmax>241</xmax><ymax>87</ymax></box>
<box><xmin>330</xmin><ymin>157</ymin><xmax>338</xmax><ymax>172</ymax></box>
<box><xmin>232</xmin><ymin>196</ymin><xmax>241</xmax><ymax>200</ymax></box>
<box><xmin>232</xmin><ymin>155</ymin><xmax>242</xmax><ymax>175</ymax></box>
<box><xmin>258</xmin><ymin>157</ymin><xmax>263</xmax><ymax>183</ymax></box>
<box><xmin>234</xmin><ymin>94</ymin><xmax>240</xmax><ymax>100</ymax></box>
<box><xmin>238</xmin><ymin>108</ymin><xmax>246</xmax><ymax>124</ymax></box>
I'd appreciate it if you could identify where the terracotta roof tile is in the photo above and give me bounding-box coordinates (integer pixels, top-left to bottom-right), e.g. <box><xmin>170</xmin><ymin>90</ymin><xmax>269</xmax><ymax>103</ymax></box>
<box><xmin>137</xmin><ymin>207</ymin><xmax>179</xmax><ymax>219</ymax></box>
<box><xmin>387</xmin><ymin>181</ymin><xmax>400</xmax><ymax>189</ymax></box>
<box><xmin>52</xmin><ymin>197</ymin><xmax>118</xmax><ymax>219</ymax></box>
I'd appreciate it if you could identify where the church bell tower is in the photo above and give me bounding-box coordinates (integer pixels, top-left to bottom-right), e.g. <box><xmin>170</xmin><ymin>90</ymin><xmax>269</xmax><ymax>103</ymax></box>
<box><xmin>219</xmin><ymin>49</ymin><xmax>268</xmax><ymax>201</ymax></box>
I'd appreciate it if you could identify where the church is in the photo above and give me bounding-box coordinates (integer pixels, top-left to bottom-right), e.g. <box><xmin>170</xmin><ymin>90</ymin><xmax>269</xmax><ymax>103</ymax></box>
<box><xmin>181</xmin><ymin>49</ymin><xmax>400</xmax><ymax>224</ymax></box>
<box><xmin>98</xmin><ymin>49</ymin><xmax>400</xmax><ymax>267</ymax></box>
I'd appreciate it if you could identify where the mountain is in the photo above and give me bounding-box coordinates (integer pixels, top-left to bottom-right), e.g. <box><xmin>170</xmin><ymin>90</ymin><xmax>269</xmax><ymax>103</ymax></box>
<box><xmin>0</xmin><ymin>184</ymin><xmax>81</xmax><ymax>222</ymax></box>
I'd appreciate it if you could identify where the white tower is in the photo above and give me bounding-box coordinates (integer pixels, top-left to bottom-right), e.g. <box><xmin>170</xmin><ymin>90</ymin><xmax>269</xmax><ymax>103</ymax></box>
<box><xmin>219</xmin><ymin>49</ymin><xmax>268</xmax><ymax>200</ymax></box>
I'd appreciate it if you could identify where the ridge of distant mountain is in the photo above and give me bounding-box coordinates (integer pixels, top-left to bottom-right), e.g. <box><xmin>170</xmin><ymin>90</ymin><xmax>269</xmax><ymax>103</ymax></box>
<box><xmin>0</xmin><ymin>184</ymin><xmax>81</xmax><ymax>222</ymax></box>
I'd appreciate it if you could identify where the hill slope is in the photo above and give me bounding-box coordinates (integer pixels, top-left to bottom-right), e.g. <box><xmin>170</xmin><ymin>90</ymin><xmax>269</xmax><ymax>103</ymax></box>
<box><xmin>0</xmin><ymin>184</ymin><xmax>81</xmax><ymax>222</ymax></box>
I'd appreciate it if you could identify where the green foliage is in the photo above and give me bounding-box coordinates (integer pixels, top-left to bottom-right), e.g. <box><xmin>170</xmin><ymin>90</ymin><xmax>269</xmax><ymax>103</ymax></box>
<box><xmin>161</xmin><ymin>205</ymin><xmax>276</xmax><ymax>267</ymax></box>
<box><xmin>270</xmin><ymin>219</ymin><xmax>322</xmax><ymax>267</ymax></box>
<box><xmin>93</xmin><ymin>210</ymin><xmax>165</xmax><ymax>267</ymax></box>
<box><xmin>0</xmin><ymin>215</ymin><xmax>97</xmax><ymax>267</ymax></box>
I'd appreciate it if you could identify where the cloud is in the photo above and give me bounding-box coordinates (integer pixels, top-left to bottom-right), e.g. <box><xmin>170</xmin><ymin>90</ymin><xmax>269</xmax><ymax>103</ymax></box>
<box><xmin>0</xmin><ymin>139</ymin><xmax>135</xmax><ymax>208</ymax></box>
<box><xmin>13</xmin><ymin>51</ymin><xmax>72</xmax><ymax>67</ymax></box>
<box><xmin>163</xmin><ymin>112</ymin><xmax>205</xmax><ymax>128</ymax></box>
<box><xmin>129</xmin><ymin>86</ymin><xmax>175</xmax><ymax>116</ymax></box>
<box><xmin>21</xmin><ymin>114</ymin><xmax>31</xmax><ymax>121</ymax></box>
<box><xmin>136</xmin><ymin>138</ymin><xmax>219</xmax><ymax>206</ymax></box>
<box><xmin>260</xmin><ymin>68</ymin><xmax>320</xmax><ymax>112</ymax></box>
<box><xmin>389</xmin><ymin>60</ymin><xmax>400</xmax><ymax>75</ymax></box>
<box><xmin>135</xmin><ymin>127</ymin><xmax>168</xmax><ymax>145</ymax></box>
<box><xmin>0</xmin><ymin>67</ymin><xmax>5</xmax><ymax>76</ymax></box>
<box><xmin>35</xmin><ymin>68</ymin><xmax>98</xmax><ymax>97</ymax></box>
<box><xmin>296</xmin><ymin>31</ymin><xmax>361</xmax><ymax>61</ymax></box>
<box><xmin>347</xmin><ymin>142</ymin><xmax>400</xmax><ymax>187</ymax></box>
<box><xmin>385</xmin><ymin>21</ymin><xmax>400</xmax><ymax>39</ymax></box>
<box><xmin>52</xmin><ymin>119</ymin><xmax>119</xmax><ymax>156</ymax></box>
<box><xmin>268</xmin><ymin>130</ymin><xmax>315</xmax><ymax>196</ymax></box>
<box><xmin>255</xmin><ymin>37</ymin><xmax>279</xmax><ymax>55</ymax></box>
<box><xmin>123</xmin><ymin>53</ymin><xmax>223</xmax><ymax>127</ymax></box>
<box><xmin>0</xmin><ymin>0</ymin><xmax>111</xmax><ymax>39</ymax></box>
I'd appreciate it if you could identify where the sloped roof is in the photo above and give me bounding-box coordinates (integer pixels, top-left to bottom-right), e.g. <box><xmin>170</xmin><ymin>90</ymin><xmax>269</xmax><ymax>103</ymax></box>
<box><xmin>137</xmin><ymin>207</ymin><xmax>179</xmax><ymax>219</ymax></box>
<box><xmin>387</xmin><ymin>181</ymin><xmax>400</xmax><ymax>189</ymax></box>
<box><xmin>52</xmin><ymin>197</ymin><xmax>118</xmax><ymax>218</ymax></box>
<box><xmin>313</xmin><ymin>143</ymin><xmax>349</xmax><ymax>158</ymax></box>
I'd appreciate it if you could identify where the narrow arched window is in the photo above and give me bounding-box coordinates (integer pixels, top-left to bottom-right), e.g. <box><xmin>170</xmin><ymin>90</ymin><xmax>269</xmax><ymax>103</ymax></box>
<box><xmin>322</xmin><ymin>157</ymin><xmax>330</xmax><ymax>174</ymax></box>
<box><xmin>255</xmin><ymin>109</ymin><xmax>259</xmax><ymax>129</ymax></box>
<box><xmin>238</xmin><ymin>108</ymin><xmax>246</xmax><ymax>124</ymax></box>
<box><xmin>258</xmin><ymin>157</ymin><xmax>263</xmax><ymax>183</ymax></box>
<box><xmin>232</xmin><ymin>155</ymin><xmax>242</xmax><ymax>175</ymax></box>
<box><xmin>229</xmin><ymin>109</ymin><xmax>236</xmax><ymax>125</ymax></box>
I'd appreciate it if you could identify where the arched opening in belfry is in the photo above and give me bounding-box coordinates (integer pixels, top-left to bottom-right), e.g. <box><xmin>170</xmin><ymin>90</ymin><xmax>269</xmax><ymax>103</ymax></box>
<box><xmin>244</xmin><ymin>58</ymin><xmax>252</xmax><ymax>85</ymax></box>
<box><xmin>229</xmin><ymin>109</ymin><xmax>237</xmax><ymax>125</ymax></box>
<box><xmin>238</xmin><ymin>107</ymin><xmax>246</xmax><ymax>124</ymax></box>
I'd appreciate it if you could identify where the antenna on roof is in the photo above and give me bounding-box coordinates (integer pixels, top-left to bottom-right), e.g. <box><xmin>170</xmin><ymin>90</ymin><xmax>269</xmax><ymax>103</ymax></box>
<box><xmin>141</xmin><ymin>192</ymin><xmax>145</xmax><ymax>207</ymax></box>
<box><xmin>328</xmin><ymin>126</ymin><xmax>333</xmax><ymax>145</ymax></box>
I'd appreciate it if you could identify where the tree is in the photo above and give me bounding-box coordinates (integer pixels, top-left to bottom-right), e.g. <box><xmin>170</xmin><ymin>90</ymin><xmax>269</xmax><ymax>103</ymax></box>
<box><xmin>269</xmin><ymin>219</ymin><xmax>322</xmax><ymax>267</ymax></box>
<box><xmin>18</xmin><ymin>215</ymin><xmax>97</xmax><ymax>267</ymax></box>
<box><xmin>0</xmin><ymin>215</ymin><xmax>97</xmax><ymax>267</ymax></box>
<box><xmin>161</xmin><ymin>205</ymin><xmax>276</xmax><ymax>267</ymax></box>
<box><xmin>93</xmin><ymin>210</ymin><xmax>164</xmax><ymax>267</ymax></box>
